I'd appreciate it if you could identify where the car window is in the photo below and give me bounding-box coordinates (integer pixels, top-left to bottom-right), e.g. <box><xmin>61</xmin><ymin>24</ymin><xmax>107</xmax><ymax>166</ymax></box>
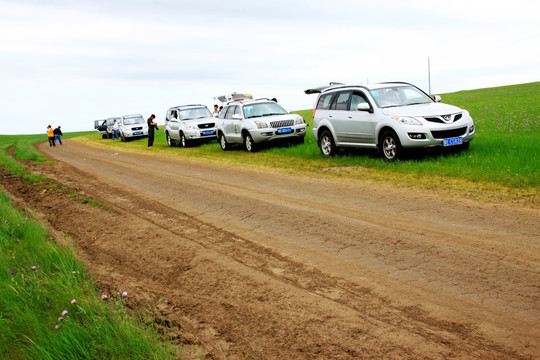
<box><xmin>330</xmin><ymin>91</ymin><xmax>351</xmax><ymax>111</ymax></box>
<box><xmin>224</xmin><ymin>106</ymin><xmax>237</xmax><ymax>119</ymax></box>
<box><xmin>179</xmin><ymin>107</ymin><xmax>212</xmax><ymax>120</ymax></box>
<box><xmin>317</xmin><ymin>93</ymin><xmax>334</xmax><ymax>110</ymax></box>
<box><xmin>370</xmin><ymin>85</ymin><xmax>432</xmax><ymax>108</ymax></box>
<box><xmin>350</xmin><ymin>91</ymin><xmax>369</xmax><ymax>111</ymax></box>
<box><xmin>243</xmin><ymin>102</ymin><xmax>287</xmax><ymax>119</ymax></box>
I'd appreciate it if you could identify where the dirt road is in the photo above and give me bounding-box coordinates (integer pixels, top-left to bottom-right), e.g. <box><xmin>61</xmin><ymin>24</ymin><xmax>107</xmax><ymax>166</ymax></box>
<box><xmin>3</xmin><ymin>140</ymin><xmax>539</xmax><ymax>359</ymax></box>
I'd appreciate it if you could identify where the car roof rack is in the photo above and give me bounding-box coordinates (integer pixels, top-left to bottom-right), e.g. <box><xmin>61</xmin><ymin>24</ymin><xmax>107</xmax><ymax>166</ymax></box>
<box><xmin>304</xmin><ymin>82</ymin><xmax>345</xmax><ymax>94</ymax></box>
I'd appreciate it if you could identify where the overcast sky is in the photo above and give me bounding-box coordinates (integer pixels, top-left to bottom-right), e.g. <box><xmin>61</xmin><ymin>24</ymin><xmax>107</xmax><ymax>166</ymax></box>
<box><xmin>1</xmin><ymin>0</ymin><xmax>539</xmax><ymax>135</ymax></box>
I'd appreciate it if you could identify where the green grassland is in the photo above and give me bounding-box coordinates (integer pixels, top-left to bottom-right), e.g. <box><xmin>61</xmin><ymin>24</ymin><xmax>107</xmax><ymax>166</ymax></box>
<box><xmin>75</xmin><ymin>82</ymin><xmax>539</xmax><ymax>206</ymax></box>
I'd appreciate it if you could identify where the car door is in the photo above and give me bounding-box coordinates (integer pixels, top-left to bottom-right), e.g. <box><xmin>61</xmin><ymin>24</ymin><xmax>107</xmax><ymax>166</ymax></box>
<box><xmin>327</xmin><ymin>91</ymin><xmax>353</xmax><ymax>144</ymax></box>
<box><xmin>167</xmin><ymin>109</ymin><xmax>180</xmax><ymax>141</ymax></box>
<box><xmin>344</xmin><ymin>90</ymin><xmax>377</xmax><ymax>144</ymax></box>
<box><xmin>223</xmin><ymin>105</ymin><xmax>243</xmax><ymax>144</ymax></box>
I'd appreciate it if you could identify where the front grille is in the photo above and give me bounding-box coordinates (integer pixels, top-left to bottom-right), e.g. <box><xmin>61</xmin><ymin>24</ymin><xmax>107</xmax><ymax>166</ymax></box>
<box><xmin>131</xmin><ymin>126</ymin><xmax>143</xmax><ymax>130</ymax></box>
<box><xmin>270</xmin><ymin>120</ymin><xmax>294</xmax><ymax>128</ymax></box>
<box><xmin>431</xmin><ymin>127</ymin><xmax>467</xmax><ymax>139</ymax></box>
<box><xmin>198</xmin><ymin>123</ymin><xmax>215</xmax><ymax>129</ymax></box>
<box><xmin>425</xmin><ymin>113</ymin><xmax>463</xmax><ymax>123</ymax></box>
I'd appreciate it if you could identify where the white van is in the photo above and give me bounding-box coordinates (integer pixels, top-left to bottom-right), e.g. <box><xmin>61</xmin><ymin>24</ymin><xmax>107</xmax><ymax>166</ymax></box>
<box><xmin>119</xmin><ymin>114</ymin><xmax>148</xmax><ymax>142</ymax></box>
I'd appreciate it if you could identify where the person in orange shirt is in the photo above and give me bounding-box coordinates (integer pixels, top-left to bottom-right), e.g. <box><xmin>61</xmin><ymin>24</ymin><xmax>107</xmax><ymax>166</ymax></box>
<box><xmin>47</xmin><ymin>125</ymin><xmax>55</xmax><ymax>147</ymax></box>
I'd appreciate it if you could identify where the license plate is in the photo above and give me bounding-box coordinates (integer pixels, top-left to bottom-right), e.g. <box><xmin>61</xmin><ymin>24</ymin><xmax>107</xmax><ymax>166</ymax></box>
<box><xmin>277</xmin><ymin>128</ymin><xmax>292</xmax><ymax>134</ymax></box>
<box><xmin>202</xmin><ymin>130</ymin><xmax>215</xmax><ymax>135</ymax></box>
<box><xmin>133</xmin><ymin>131</ymin><xmax>142</xmax><ymax>135</ymax></box>
<box><xmin>443</xmin><ymin>136</ymin><xmax>463</xmax><ymax>147</ymax></box>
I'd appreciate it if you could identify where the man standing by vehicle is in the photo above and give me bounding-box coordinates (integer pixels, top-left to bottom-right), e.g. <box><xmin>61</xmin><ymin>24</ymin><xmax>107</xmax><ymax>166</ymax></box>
<box><xmin>213</xmin><ymin>104</ymin><xmax>219</xmax><ymax>117</ymax></box>
<box><xmin>53</xmin><ymin>126</ymin><xmax>63</xmax><ymax>145</ymax></box>
<box><xmin>47</xmin><ymin>125</ymin><xmax>55</xmax><ymax>147</ymax></box>
<box><xmin>147</xmin><ymin>114</ymin><xmax>158</xmax><ymax>147</ymax></box>
<box><xmin>112</xmin><ymin>119</ymin><xmax>119</xmax><ymax>140</ymax></box>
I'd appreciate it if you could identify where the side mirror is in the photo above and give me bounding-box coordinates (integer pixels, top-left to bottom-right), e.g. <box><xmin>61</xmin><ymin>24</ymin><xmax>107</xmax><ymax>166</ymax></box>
<box><xmin>433</xmin><ymin>95</ymin><xmax>441</xmax><ymax>102</ymax></box>
<box><xmin>357</xmin><ymin>103</ymin><xmax>373</xmax><ymax>113</ymax></box>
<box><xmin>232</xmin><ymin>114</ymin><xmax>242</xmax><ymax>120</ymax></box>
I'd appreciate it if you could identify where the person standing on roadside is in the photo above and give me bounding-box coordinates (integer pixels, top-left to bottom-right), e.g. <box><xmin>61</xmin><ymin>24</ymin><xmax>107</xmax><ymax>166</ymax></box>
<box><xmin>213</xmin><ymin>104</ymin><xmax>219</xmax><ymax>117</ymax></box>
<box><xmin>47</xmin><ymin>125</ymin><xmax>55</xmax><ymax>147</ymax></box>
<box><xmin>147</xmin><ymin>114</ymin><xmax>158</xmax><ymax>147</ymax></box>
<box><xmin>53</xmin><ymin>126</ymin><xmax>63</xmax><ymax>145</ymax></box>
<box><xmin>112</xmin><ymin>119</ymin><xmax>119</xmax><ymax>140</ymax></box>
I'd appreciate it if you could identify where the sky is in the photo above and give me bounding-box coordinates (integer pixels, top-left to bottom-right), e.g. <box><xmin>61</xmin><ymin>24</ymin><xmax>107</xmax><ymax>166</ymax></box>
<box><xmin>1</xmin><ymin>0</ymin><xmax>539</xmax><ymax>135</ymax></box>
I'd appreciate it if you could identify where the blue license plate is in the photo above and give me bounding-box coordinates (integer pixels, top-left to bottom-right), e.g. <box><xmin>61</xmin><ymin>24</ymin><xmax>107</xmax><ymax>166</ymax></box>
<box><xmin>202</xmin><ymin>130</ymin><xmax>215</xmax><ymax>135</ymax></box>
<box><xmin>277</xmin><ymin>128</ymin><xmax>292</xmax><ymax>134</ymax></box>
<box><xmin>443</xmin><ymin>136</ymin><xmax>462</xmax><ymax>147</ymax></box>
<box><xmin>133</xmin><ymin>131</ymin><xmax>142</xmax><ymax>135</ymax></box>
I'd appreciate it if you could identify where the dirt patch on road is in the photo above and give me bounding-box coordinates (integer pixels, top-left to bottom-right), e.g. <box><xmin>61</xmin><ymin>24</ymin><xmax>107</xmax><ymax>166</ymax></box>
<box><xmin>1</xmin><ymin>140</ymin><xmax>539</xmax><ymax>359</ymax></box>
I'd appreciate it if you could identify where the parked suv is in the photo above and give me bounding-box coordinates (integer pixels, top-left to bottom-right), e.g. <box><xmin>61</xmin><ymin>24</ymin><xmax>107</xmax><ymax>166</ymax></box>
<box><xmin>164</xmin><ymin>105</ymin><xmax>217</xmax><ymax>147</ymax></box>
<box><xmin>306</xmin><ymin>82</ymin><xmax>475</xmax><ymax>160</ymax></box>
<box><xmin>216</xmin><ymin>98</ymin><xmax>307</xmax><ymax>152</ymax></box>
<box><xmin>119</xmin><ymin>114</ymin><xmax>148</xmax><ymax>141</ymax></box>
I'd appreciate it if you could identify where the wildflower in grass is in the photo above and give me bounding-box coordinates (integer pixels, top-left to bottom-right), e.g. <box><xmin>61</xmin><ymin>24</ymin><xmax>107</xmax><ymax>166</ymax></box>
<box><xmin>71</xmin><ymin>299</ymin><xmax>76</xmax><ymax>305</ymax></box>
<box><xmin>8</xmin><ymin>270</ymin><xmax>13</xmax><ymax>275</ymax></box>
<box><xmin>17</xmin><ymin>224</ymin><xmax>20</xmax><ymax>227</ymax></box>
<box><xmin>101</xmin><ymin>294</ymin><xmax>108</xmax><ymax>301</ymax></box>
<box><xmin>54</xmin><ymin>325</ymin><xmax>59</xmax><ymax>330</ymax></box>
<box><xmin>4</xmin><ymin>220</ymin><xmax>7</xmax><ymax>224</ymax></box>
<box><xmin>61</xmin><ymin>310</ymin><xmax>68</xmax><ymax>316</ymax></box>
<box><xmin>121</xmin><ymin>291</ymin><xmax>128</xmax><ymax>298</ymax></box>
<box><xmin>25</xmin><ymin>217</ymin><xmax>29</xmax><ymax>221</ymax></box>
<box><xmin>31</xmin><ymin>266</ymin><xmax>37</xmax><ymax>270</ymax></box>
<box><xmin>58</xmin><ymin>317</ymin><xmax>63</xmax><ymax>322</ymax></box>
<box><xmin>72</xmin><ymin>271</ymin><xmax>77</xmax><ymax>274</ymax></box>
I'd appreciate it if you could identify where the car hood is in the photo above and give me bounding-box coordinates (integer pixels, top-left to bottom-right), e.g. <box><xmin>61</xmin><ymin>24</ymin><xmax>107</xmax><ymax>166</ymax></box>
<box><xmin>250</xmin><ymin>114</ymin><xmax>300</xmax><ymax>121</ymax></box>
<box><xmin>184</xmin><ymin>117</ymin><xmax>216</xmax><ymax>126</ymax></box>
<box><xmin>381</xmin><ymin>102</ymin><xmax>463</xmax><ymax>117</ymax></box>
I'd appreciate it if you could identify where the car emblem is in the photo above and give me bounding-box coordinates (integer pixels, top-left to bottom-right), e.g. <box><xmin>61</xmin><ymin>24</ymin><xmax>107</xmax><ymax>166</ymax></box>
<box><xmin>443</xmin><ymin>115</ymin><xmax>452</xmax><ymax>122</ymax></box>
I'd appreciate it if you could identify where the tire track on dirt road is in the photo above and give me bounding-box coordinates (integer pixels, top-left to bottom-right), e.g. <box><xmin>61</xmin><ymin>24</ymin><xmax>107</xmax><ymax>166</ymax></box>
<box><xmin>19</xmin><ymin>140</ymin><xmax>539</xmax><ymax>359</ymax></box>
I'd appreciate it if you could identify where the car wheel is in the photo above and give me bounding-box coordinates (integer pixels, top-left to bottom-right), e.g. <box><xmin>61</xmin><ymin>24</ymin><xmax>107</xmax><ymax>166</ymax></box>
<box><xmin>180</xmin><ymin>132</ymin><xmax>189</xmax><ymax>148</ymax></box>
<box><xmin>379</xmin><ymin>130</ymin><xmax>401</xmax><ymax>161</ymax></box>
<box><xmin>120</xmin><ymin>133</ymin><xmax>126</xmax><ymax>142</ymax></box>
<box><xmin>243</xmin><ymin>133</ymin><xmax>257</xmax><ymax>152</ymax></box>
<box><xmin>166</xmin><ymin>132</ymin><xmax>175</xmax><ymax>147</ymax></box>
<box><xmin>319</xmin><ymin>130</ymin><xmax>337</xmax><ymax>157</ymax></box>
<box><xmin>219</xmin><ymin>133</ymin><xmax>231</xmax><ymax>151</ymax></box>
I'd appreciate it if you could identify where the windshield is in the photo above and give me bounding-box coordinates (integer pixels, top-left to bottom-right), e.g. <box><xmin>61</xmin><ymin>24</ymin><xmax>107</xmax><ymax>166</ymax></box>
<box><xmin>243</xmin><ymin>102</ymin><xmax>287</xmax><ymax>119</ymax></box>
<box><xmin>370</xmin><ymin>86</ymin><xmax>433</xmax><ymax>108</ymax></box>
<box><xmin>179</xmin><ymin>107</ymin><xmax>212</xmax><ymax>120</ymax></box>
<box><xmin>123</xmin><ymin>116</ymin><xmax>144</xmax><ymax>125</ymax></box>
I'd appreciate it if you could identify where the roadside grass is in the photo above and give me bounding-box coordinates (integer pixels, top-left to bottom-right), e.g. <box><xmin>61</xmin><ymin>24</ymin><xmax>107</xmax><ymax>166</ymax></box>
<box><xmin>0</xmin><ymin>135</ymin><xmax>179</xmax><ymax>359</ymax></box>
<box><xmin>0</xmin><ymin>192</ymin><xmax>178</xmax><ymax>359</ymax></box>
<box><xmin>75</xmin><ymin>82</ymin><xmax>539</xmax><ymax>206</ymax></box>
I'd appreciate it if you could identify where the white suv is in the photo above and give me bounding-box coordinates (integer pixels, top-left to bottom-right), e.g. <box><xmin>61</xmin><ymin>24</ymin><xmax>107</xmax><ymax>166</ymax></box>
<box><xmin>119</xmin><ymin>114</ymin><xmax>148</xmax><ymax>141</ymax></box>
<box><xmin>216</xmin><ymin>98</ymin><xmax>306</xmax><ymax>152</ymax></box>
<box><xmin>306</xmin><ymin>82</ymin><xmax>475</xmax><ymax>160</ymax></box>
<box><xmin>164</xmin><ymin>105</ymin><xmax>217</xmax><ymax>147</ymax></box>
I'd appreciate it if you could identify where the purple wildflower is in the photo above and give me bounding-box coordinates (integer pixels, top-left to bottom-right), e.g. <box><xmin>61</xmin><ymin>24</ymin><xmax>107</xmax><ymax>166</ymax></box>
<box><xmin>58</xmin><ymin>317</ymin><xmax>63</xmax><ymax>322</ymax></box>
<box><xmin>71</xmin><ymin>299</ymin><xmax>76</xmax><ymax>305</ymax></box>
<box><xmin>31</xmin><ymin>266</ymin><xmax>37</xmax><ymax>271</ymax></box>
<box><xmin>4</xmin><ymin>220</ymin><xmax>7</xmax><ymax>224</ymax></box>
<box><xmin>8</xmin><ymin>270</ymin><xmax>14</xmax><ymax>275</ymax></box>
<box><xmin>72</xmin><ymin>271</ymin><xmax>77</xmax><ymax>274</ymax></box>
<box><xmin>61</xmin><ymin>310</ymin><xmax>68</xmax><ymax>317</ymax></box>
<box><xmin>54</xmin><ymin>325</ymin><xmax>59</xmax><ymax>330</ymax></box>
<box><xmin>121</xmin><ymin>291</ymin><xmax>128</xmax><ymax>298</ymax></box>
<box><xmin>101</xmin><ymin>294</ymin><xmax>108</xmax><ymax>301</ymax></box>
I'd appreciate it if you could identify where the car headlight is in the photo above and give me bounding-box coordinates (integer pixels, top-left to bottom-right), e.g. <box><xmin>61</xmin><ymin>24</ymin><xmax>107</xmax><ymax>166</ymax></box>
<box><xmin>254</xmin><ymin>121</ymin><xmax>269</xmax><ymax>129</ymax></box>
<box><xmin>294</xmin><ymin>115</ymin><xmax>304</xmax><ymax>125</ymax></box>
<box><xmin>393</xmin><ymin>116</ymin><xmax>422</xmax><ymax>126</ymax></box>
<box><xmin>186</xmin><ymin>124</ymin><xmax>197</xmax><ymax>130</ymax></box>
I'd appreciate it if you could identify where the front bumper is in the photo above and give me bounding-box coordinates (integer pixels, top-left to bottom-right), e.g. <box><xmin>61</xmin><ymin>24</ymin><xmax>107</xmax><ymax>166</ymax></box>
<box><xmin>251</xmin><ymin>125</ymin><xmax>307</xmax><ymax>143</ymax></box>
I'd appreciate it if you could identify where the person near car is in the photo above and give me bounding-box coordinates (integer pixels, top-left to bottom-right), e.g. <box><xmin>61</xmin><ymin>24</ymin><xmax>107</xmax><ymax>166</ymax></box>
<box><xmin>112</xmin><ymin>119</ymin><xmax>119</xmax><ymax>140</ymax></box>
<box><xmin>147</xmin><ymin>114</ymin><xmax>158</xmax><ymax>147</ymax></box>
<box><xmin>219</xmin><ymin>106</ymin><xmax>223</xmax><ymax>114</ymax></box>
<box><xmin>213</xmin><ymin>104</ymin><xmax>219</xmax><ymax>117</ymax></box>
<box><xmin>47</xmin><ymin>125</ymin><xmax>55</xmax><ymax>147</ymax></box>
<box><xmin>53</xmin><ymin>126</ymin><xmax>63</xmax><ymax>145</ymax></box>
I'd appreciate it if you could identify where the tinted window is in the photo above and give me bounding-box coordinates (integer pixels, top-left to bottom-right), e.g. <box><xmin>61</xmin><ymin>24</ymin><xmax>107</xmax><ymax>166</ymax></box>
<box><xmin>224</xmin><ymin>106</ymin><xmax>237</xmax><ymax>119</ymax></box>
<box><xmin>317</xmin><ymin>93</ymin><xmax>334</xmax><ymax>110</ymax></box>
<box><xmin>331</xmin><ymin>91</ymin><xmax>351</xmax><ymax>111</ymax></box>
<box><xmin>350</xmin><ymin>91</ymin><xmax>368</xmax><ymax>111</ymax></box>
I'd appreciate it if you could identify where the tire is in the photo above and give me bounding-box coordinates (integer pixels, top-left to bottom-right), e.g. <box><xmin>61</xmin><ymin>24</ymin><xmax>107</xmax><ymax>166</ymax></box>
<box><xmin>378</xmin><ymin>130</ymin><xmax>401</xmax><ymax>161</ymax></box>
<box><xmin>166</xmin><ymin>132</ymin><xmax>175</xmax><ymax>147</ymax></box>
<box><xmin>219</xmin><ymin>133</ymin><xmax>231</xmax><ymax>151</ymax></box>
<box><xmin>179</xmin><ymin>132</ymin><xmax>189</xmax><ymax>148</ymax></box>
<box><xmin>243</xmin><ymin>133</ymin><xmax>257</xmax><ymax>152</ymax></box>
<box><xmin>318</xmin><ymin>130</ymin><xmax>338</xmax><ymax>157</ymax></box>
<box><xmin>120</xmin><ymin>133</ymin><xmax>126</xmax><ymax>142</ymax></box>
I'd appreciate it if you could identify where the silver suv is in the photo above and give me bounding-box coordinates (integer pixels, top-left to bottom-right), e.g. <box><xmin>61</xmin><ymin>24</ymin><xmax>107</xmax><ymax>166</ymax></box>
<box><xmin>216</xmin><ymin>98</ymin><xmax>306</xmax><ymax>152</ymax></box>
<box><xmin>306</xmin><ymin>82</ymin><xmax>475</xmax><ymax>161</ymax></box>
<box><xmin>164</xmin><ymin>105</ymin><xmax>217</xmax><ymax>147</ymax></box>
<box><xmin>119</xmin><ymin>114</ymin><xmax>148</xmax><ymax>141</ymax></box>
